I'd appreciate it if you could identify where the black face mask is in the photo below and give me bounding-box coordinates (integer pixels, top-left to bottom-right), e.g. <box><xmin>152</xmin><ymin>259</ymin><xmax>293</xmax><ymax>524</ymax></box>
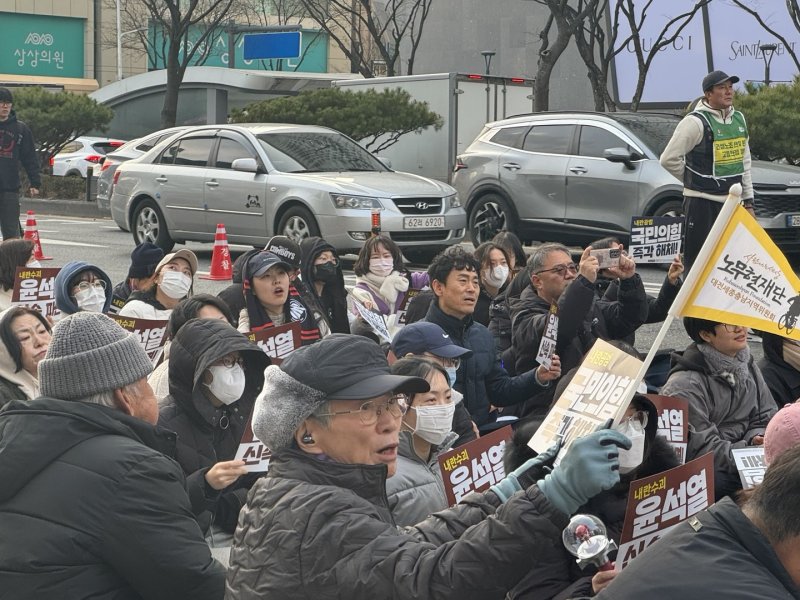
<box><xmin>314</xmin><ymin>261</ymin><xmax>339</xmax><ymax>283</ymax></box>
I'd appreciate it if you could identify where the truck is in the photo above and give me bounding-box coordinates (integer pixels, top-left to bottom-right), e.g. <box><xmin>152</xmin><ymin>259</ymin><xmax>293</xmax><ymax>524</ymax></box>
<box><xmin>334</xmin><ymin>72</ymin><xmax>534</xmax><ymax>184</ymax></box>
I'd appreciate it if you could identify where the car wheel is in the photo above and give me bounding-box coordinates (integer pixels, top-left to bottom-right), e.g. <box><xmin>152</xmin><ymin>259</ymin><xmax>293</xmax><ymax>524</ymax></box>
<box><xmin>132</xmin><ymin>198</ymin><xmax>175</xmax><ymax>253</ymax></box>
<box><xmin>468</xmin><ymin>193</ymin><xmax>517</xmax><ymax>246</ymax></box>
<box><xmin>277</xmin><ymin>206</ymin><xmax>320</xmax><ymax>242</ymax></box>
<box><xmin>403</xmin><ymin>248</ymin><xmax>442</xmax><ymax>265</ymax></box>
<box><xmin>653</xmin><ymin>199</ymin><xmax>684</xmax><ymax>219</ymax></box>
<box><xmin>65</xmin><ymin>170</ymin><xmax>82</xmax><ymax>178</ymax></box>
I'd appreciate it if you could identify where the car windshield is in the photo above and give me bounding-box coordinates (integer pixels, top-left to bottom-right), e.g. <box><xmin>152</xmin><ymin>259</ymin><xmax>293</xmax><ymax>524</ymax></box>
<box><xmin>606</xmin><ymin>114</ymin><xmax>680</xmax><ymax>156</ymax></box>
<box><xmin>256</xmin><ymin>131</ymin><xmax>387</xmax><ymax>173</ymax></box>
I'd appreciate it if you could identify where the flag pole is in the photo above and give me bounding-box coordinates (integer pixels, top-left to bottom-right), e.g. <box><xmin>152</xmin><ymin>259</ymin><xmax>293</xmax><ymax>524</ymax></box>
<box><xmin>633</xmin><ymin>183</ymin><xmax>743</xmax><ymax>386</ymax></box>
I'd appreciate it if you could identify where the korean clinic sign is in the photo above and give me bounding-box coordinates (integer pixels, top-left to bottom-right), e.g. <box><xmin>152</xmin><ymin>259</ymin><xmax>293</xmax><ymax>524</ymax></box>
<box><xmin>0</xmin><ymin>12</ymin><xmax>85</xmax><ymax>78</ymax></box>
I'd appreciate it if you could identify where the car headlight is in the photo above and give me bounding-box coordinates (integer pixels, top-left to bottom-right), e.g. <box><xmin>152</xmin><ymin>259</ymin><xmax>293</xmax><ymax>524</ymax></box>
<box><xmin>330</xmin><ymin>194</ymin><xmax>382</xmax><ymax>210</ymax></box>
<box><xmin>446</xmin><ymin>194</ymin><xmax>461</xmax><ymax>209</ymax></box>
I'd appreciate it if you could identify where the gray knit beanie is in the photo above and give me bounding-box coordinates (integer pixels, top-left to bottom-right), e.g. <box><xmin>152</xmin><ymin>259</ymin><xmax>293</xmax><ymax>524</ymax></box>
<box><xmin>39</xmin><ymin>312</ymin><xmax>153</xmax><ymax>400</ymax></box>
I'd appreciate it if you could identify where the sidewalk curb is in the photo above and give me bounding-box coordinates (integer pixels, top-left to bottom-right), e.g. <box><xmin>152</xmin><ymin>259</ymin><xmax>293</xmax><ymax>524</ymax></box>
<box><xmin>21</xmin><ymin>197</ymin><xmax>108</xmax><ymax>219</ymax></box>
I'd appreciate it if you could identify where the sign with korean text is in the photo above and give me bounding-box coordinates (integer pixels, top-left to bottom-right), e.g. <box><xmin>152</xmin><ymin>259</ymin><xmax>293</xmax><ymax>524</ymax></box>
<box><xmin>395</xmin><ymin>288</ymin><xmax>424</xmax><ymax>328</ymax></box>
<box><xmin>245</xmin><ymin>321</ymin><xmax>301</xmax><ymax>365</ymax></box>
<box><xmin>110</xmin><ymin>316</ymin><xmax>169</xmax><ymax>367</ymax></box>
<box><xmin>617</xmin><ymin>452</ymin><xmax>714</xmax><ymax>571</ymax></box>
<box><xmin>647</xmin><ymin>394</ymin><xmax>689</xmax><ymax>464</ymax></box>
<box><xmin>350</xmin><ymin>294</ymin><xmax>392</xmax><ymax>343</ymax></box>
<box><xmin>234</xmin><ymin>409</ymin><xmax>272</xmax><ymax>472</ymax></box>
<box><xmin>678</xmin><ymin>204</ymin><xmax>800</xmax><ymax>340</ymax></box>
<box><xmin>0</xmin><ymin>12</ymin><xmax>84</xmax><ymax>77</ymax></box>
<box><xmin>732</xmin><ymin>446</ymin><xmax>766</xmax><ymax>490</ymax></box>
<box><xmin>630</xmin><ymin>216</ymin><xmax>683</xmax><ymax>264</ymax></box>
<box><xmin>12</xmin><ymin>266</ymin><xmax>60</xmax><ymax>319</ymax></box>
<box><xmin>529</xmin><ymin>339</ymin><xmax>642</xmax><ymax>460</ymax></box>
<box><xmin>535</xmin><ymin>303</ymin><xmax>558</xmax><ymax>369</ymax></box>
<box><xmin>438</xmin><ymin>425</ymin><xmax>512</xmax><ymax>506</ymax></box>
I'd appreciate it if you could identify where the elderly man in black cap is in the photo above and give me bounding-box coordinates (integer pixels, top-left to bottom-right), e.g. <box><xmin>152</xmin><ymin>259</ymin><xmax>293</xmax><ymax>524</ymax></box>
<box><xmin>226</xmin><ymin>333</ymin><xmax>631</xmax><ymax>600</ymax></box>
<box><xmin>0</xmin><ymin>312</ymin><xmax>224</xmax><ymax>599</ymax></box>
<box><xmin>0</xmin><ymin>86</ymin><xmax>40</xmax><ymax>240</ymax></box>
<box><xmin>660</xmin><ymin>70</ymin><xmax>754</xmax><ymax>273</ymax></box>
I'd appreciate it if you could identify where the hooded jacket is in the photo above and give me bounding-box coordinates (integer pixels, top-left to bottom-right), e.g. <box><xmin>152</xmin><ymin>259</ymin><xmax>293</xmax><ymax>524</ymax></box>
<box><xmin>217</xmin><ymin>249</ymin><xmax>260</xmax><ymax>327</ymax></box>
<box><xmin>594</xmin><ymin>497</ymin><xmax>800</xmax><ymax>599</ymax></box>
<box><xmin>386</xmin><ymin>429</ymin><xmax>457</xmax><ymax>526</ymax></box>
<box><xmin>660</xmin><ymin>342</ymin><xmax>777</xmax><ymax>499</ymax></box>
<box><xmin>54</xmin><ymin>261</ymin><xmax>113</xmax><ymax>315</ymax></box>
<box><xmin>0</xmin><ymin>110</ymin><xmax>41</xmax><ymax>192</ymax></box>
<box><xmin>225</xmin><ymin>448</ymin><xmax>568</xmax><ymax>600</ymax></box>
<box><xmin>424</xmin><ymin>300</ymin><xmax>548</xmax><ymax>427</ymax></box>
<box><xmin>0</xmin><ymin>322</ymin><xmax>39</xmax><ymax>407</ymax></box>
<box><xmin>299</xmin><ymin>236</ymin><xmax>349</xmax><ymax>334</ymax></box>
<box><xmin>758</xmin><ymin>332</ymin><xmax>800</xmax><ymax>408</ymax></box>
<box><xmin>0</xmin><ymin>397</ymin><xmax>224</xmax><ymax>599</ymax></box>
<box><xmin>158</xmin><ymin>318</ymin><xmax>269</xmax><ymax>534</ymax></box>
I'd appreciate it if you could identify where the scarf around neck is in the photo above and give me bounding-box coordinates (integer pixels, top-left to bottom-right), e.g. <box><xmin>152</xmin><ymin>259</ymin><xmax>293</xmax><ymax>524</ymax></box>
<box><xmin>697</xmin><ymin>342</ymin><xmax>752</xmax><ymax>388</ymax></box>
<box><xmin>360</xmin><ymin>271</ymin><xmax>409</xmax><ymax>309</ymax></box>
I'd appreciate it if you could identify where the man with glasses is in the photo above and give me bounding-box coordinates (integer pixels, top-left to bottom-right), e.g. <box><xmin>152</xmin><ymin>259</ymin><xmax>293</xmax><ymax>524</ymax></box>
<box><xmin>0</xmin><ymin>87</ymin><xmax>40</xmax><ymax>240</ymax></box>
<box><xmin>661</xmin><ymin>317</ymin><xmax>777</xmax><ymax>499</ymax></box>
<box><xmin>509</xmin><ymin>242</ymin><xmax>647</xmax><ymax>411</ymax></box>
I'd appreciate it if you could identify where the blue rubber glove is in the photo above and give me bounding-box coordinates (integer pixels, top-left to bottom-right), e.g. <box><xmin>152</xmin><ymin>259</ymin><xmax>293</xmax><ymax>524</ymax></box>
<box><xmin>537</xmin><ymin>429</ymin><xmax>631</xmax><ymax>515</ymax></box>
<box><xmin>490</xmin><ymin>441</ymin><xmax>561</xmax><ymax>503</ymax></box>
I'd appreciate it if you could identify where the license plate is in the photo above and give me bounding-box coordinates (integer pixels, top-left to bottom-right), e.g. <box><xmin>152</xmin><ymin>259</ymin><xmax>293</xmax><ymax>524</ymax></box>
<box><xmin>403</xmin><ymin>216</ymin><xmax>445</xmax><ymax>229</ymax></box>
<box><xmin>788</xmin><ymin>214</ymin><xmax>800</xmax><ymax>227</ymax></box>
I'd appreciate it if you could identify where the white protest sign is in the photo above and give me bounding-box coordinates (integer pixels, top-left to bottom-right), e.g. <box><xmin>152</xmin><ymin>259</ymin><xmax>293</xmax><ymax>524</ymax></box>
<box><xmin>535</xmin><ymin>303</ymin><xmax>558</xmax><ymax>369</ymax></box>
<box><xmin>732</xmin><ymin>446</ymin><xmax>766</xmax><ymax>490</ymax></box>
<box><xmin>350</xmin><ymin>294</ymin><xmax>392</xmax><ymax>343</ymax></box>
<box><xmin>630</xmin><ymin>216</ymin><xmax>683</xmax><ymax>264</ymax></box>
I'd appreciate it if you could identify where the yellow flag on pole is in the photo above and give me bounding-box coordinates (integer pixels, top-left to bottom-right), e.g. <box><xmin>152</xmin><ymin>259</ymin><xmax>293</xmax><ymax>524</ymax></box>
<box><xmin>673</xmin><ymin>195</ymin><xmax>800</xmax><ymax>339</ymax></box>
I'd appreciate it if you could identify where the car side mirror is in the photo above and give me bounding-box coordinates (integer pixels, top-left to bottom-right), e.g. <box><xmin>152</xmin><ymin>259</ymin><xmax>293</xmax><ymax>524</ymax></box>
<box><xmin>231</xmin><ymin>158</ymin><xmax>261</xmax><ymax>173</ymax></box>
<box><xmin>603</xmin><ymin>147</ymin><xmax>641</xmax><ymax>171</ymax></box>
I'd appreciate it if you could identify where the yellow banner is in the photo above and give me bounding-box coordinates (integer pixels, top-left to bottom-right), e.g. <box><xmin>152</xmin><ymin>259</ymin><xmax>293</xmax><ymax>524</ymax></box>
<box><xmin>679</xmin><ymin>205</ymin><xmax>800</xmax><ymax>339</ymax></box>
<box><xmin>713</xmin><ymin>136</ymin><xmax>746</xmax><ymax>165</ymax></box>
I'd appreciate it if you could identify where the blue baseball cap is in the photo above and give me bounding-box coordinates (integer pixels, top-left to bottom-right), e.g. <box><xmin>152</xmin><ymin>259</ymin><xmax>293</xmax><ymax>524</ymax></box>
<box><xmin>392</xmin><ymin>321</ymin><xmax>472</xmax><ymax>359</ymax></box>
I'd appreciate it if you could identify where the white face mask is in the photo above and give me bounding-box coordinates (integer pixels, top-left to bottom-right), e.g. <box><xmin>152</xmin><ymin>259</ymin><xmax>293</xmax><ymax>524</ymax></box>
<box><xmin>369</xmin><ymin>257</ymin><xmax>394</xmax><ymax>277</ymax></box>
<box><xmin>27</xmin><ymin>260</ymin><xmax>41</xmax><ymax>269</ymax></box>
<box><xmin>205</xmin><ymin>363</ymin><xmax>246</xmax><ymax>405</ymax></box>
<box><xmin>74</xmin><ymin>286</ymin><xmax>106</xmax><ymax>313</ymax></box>
<box><xmin>410</xmin><ymin>403</ymin><xmax>456</xmax><ymax>445</ymax></box>
<box><xmin>483</xmin><ymin>264</ymin><xmax>509</xmax><ymax>288</ymax></box>
<box><xmin>159</xmin><ymin>270</ymin><xmax>192</xmax><ymax>299</ymax></box>
<box><xmin>615</xmin><ymin>419</ymin><xmax>646</xmax><ymax>474</ymax></box>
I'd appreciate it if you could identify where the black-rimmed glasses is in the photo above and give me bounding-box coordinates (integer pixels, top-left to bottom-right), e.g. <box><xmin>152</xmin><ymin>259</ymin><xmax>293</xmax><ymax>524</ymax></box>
<box><xmin>534</xmin><ymin>263</ymin><xmax>578</xmax><ymax>277</ymax></box>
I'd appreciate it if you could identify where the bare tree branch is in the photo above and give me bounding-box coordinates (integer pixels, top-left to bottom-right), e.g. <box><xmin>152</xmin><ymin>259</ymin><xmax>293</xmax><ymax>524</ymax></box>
<box><xmin>730</xmin><ymin>0</ymin><xmax>800</xmax><ymax>74</ymax></box>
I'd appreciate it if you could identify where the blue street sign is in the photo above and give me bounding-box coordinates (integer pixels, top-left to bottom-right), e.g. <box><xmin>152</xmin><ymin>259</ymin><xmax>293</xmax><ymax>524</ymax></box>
<box><xmin>243</xmin><ymin>32</ymin><xmax>302</xmax><ymax>60</ymax></box>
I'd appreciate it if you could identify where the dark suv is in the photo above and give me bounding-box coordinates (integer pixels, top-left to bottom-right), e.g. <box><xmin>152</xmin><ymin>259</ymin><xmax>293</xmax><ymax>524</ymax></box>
<box><xmin>453</xmin><ymin>111</ymin><xmax>800</xmax><ymax>259</ymax></box>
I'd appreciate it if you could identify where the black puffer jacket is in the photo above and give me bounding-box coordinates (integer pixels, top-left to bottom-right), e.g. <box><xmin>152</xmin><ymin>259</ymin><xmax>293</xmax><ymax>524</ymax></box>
<box><xmin>158</xmin><ymin>319</ymin><xmax>269</xmax><ymax>533</ymax></box>
<box><xmin>0</xmin><ymin>110</ymin><xmax>41</xmax><ymax>191</ymax></box>
<box><xmin>0</xmin><ymin>397</ymin><xmax>224</xmax><ymax>599</ymax></box>
<box><xmin>299</xmin><ymin>236</ymin><xmax>349</xmax><ymax>333</ymax></box>
<box><xmin>225</xmin><ymin>449</ymin><xmax>568</xmax><ymax>599</ymax></box>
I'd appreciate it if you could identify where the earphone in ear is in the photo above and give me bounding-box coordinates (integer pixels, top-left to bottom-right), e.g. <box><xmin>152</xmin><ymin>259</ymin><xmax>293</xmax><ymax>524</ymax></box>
<box><xmin>301</xmin><ymin>433</ymin><xmax>314</xmax><ymax>445</ymax></box>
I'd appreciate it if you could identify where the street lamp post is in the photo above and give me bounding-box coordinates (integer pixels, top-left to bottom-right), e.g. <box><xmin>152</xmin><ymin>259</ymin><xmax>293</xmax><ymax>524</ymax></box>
<box><xmin>481</xmin><ymin>50</ymin><xmax>496</xmax><ymax>122</ymax></box>
<box><xmin>759</xmin><ymin>43</ymin><xmax>778</xmax><ymax>87</ymax></box>
<box><xmin>116</xmin><ymin>0</ymin><xmax>147</xmax><ymax>81</ymax></box>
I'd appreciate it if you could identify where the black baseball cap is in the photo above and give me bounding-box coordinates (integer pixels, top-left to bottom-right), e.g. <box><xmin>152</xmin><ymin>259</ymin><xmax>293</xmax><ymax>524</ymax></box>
<box><xmin>281</xmin><ymin>333</ymin><xmax>429</xmax><ymax>400</ymax></box>
<box><xmin>702</xmin><ymin>70</ymin><xmax>739</xmax><ymax>92</ymax></box>
<box><xmin>265</xmin><ymin>236</ymin><xmax>301</xmax><ymax>269</ymax></box>
<box><xmin>246</xmin><ymin>251</ymin><xmax>293</xmax><ymax>279</ymax></box>
<box><xmin>0</xmin><ymin>88</ymin><xmax>12</xmax><ymax>104</ymax></box>
<box><xmin>392</xmin><ymin>321</ymin><xmax>472</xmax><ymax>359</ymax></box>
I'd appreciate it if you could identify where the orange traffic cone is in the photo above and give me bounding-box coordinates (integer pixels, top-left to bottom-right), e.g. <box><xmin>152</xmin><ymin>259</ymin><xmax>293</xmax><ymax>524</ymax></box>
<box><xmin>23</xmin><ymin>211</ymin><xmax>52</xmax><ymax>260</ymax></box>
<box><xmin>200</xmin><ymin>223</ymin><xmax>232</xmax><ymax>280</ymax></box>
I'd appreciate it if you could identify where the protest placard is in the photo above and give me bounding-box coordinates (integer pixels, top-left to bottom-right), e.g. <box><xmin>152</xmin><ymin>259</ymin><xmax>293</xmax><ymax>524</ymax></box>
<box><xmin>629</xmin><ymin>216</ymin><xmax>683</xmax><ymax>264</ymax></box>
<box><xmin>617</xmin><ymin>452</ymin><xmax>715</xmax><ymax>571</ymax></box>
<box><xmin>234</xmin><ymin>410</ymin><xmax>271</xmax><ymax>472</ymax></box>
<box><xmin>528</xmin><ymin>339</ymin><xmax>642</xmax><ymax>459</ymax></box>
<box><xmin>438</xmin><ymin>425</ymin><xmax>512</xmax><ymax>505</ymax></box>
<box><xmin>350</xmin><ymin>294</ymin><xmax>392</xmax><ymax>343</ymax></box>
<box><xmin>732</xmin><ymin>446</ymin><xmax>766</xmax><ymax>490</ymax></box>
<box><xmin>110</xmin><ymin>316</ymin><xmax>169</xmax><ymax>366</ymax></box>
<box><xmin>245</xmin><ymin>321</ymin><xmax>302</xmax><ymax>365</ymax></box>
<box><xmin>395</xmin><ymin>288</ymin><xmax>424</xmax><ymax>328</ymax></box>
<box><xmin>647</xmin><ymin>394</ymin><xmax>689</xmax><ymax>464</ymax></box>
<box><xmin>535</xmin><ymin>303</ymin><xmax>558</xmax><ymax>369</ymax></box>
<box><xmin>12</xmin><ymin>266</ymin><xmax>61</xmax><ymax>319</ymax></box>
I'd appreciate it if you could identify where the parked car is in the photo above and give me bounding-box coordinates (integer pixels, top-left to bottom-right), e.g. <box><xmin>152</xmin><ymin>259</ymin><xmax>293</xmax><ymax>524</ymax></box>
<box><xmin>453</xmin><ymin>111</ymin><xmax>800</xmax><ymax>259</ymax></box>
<box><xmin>51</xmin><ymin>136</ymin><xmax>125</xmax><ymax>178</ymax></box>
<box><xmin>110</xmin><ymin>124</ymin><xmax>466</xmax><ymax>257</ymax></box>
<box><xmin>96</xmin><ymin>127</ymin><xmax>190</xmax><ymax>219</ymax></box>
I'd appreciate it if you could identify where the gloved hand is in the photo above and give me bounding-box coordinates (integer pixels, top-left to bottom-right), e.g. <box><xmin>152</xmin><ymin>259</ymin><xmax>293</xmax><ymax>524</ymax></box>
<box><xmin>537</xmin><ymin>429</ymin><xmax>631</xmax><ymax>515</ymax></box>
<box><xmin>490</xmin><ymin>441</ymin><xmax>561</xmax><ymax>503</ymax></box>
